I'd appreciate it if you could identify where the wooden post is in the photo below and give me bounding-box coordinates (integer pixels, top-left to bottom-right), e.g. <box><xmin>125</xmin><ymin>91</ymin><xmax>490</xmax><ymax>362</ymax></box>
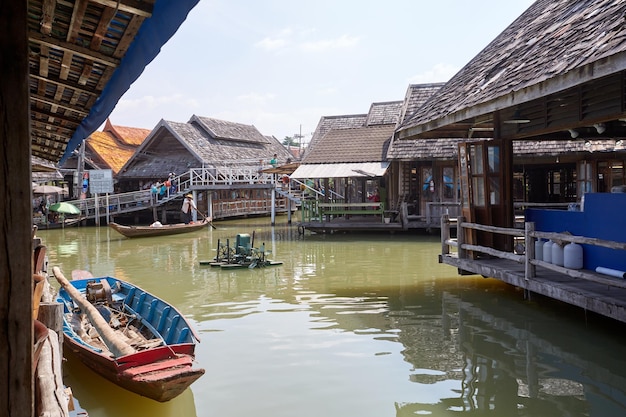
<box><xmin>441</xmin><ymin>214</ymin><xmax>450</xmax><ymax>256</ymax></box>
<box><xmin>457</xmin><ymin>216</ymin><xmax>466</xmax><ymax>259</ymax></box>
<box><xmin>1</xmin><ymin>2</ymin><xmax>34</xmax><ymax>416</ymax></box>
<box><xmin>37</xmin><ymin>303</ymin><xmax>64</xmax><ymax>359</ymax></box>
<box><xmin>525</xmin><ymin>222</ymin><xmax>536</xmax><ymax>279</ymax></box>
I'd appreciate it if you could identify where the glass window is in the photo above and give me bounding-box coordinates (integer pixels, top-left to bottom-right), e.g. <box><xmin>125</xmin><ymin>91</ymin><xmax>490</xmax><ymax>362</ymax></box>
<box><xmin>489</xmin><ymin>177</ymin><xmax>500</xmax><ymax>204</ymax></box>
<box><xmin>443</xmin><ymin>167</ymin><xmax>454</xmax><ymax>199</ymax></box>
<box><xmin>488</xmin><ymin>146</ymin><xmax>500</xmax><ymax>173</ymax></box>
<box><xmin>472</xmin><ymin>177</ymin><xmax>485</xmax><ymax>207</ymax></box>
<box><xmin>470</xmin><ymin>145</ymin><xmax>484</xmax><ymax>174</ymax></box>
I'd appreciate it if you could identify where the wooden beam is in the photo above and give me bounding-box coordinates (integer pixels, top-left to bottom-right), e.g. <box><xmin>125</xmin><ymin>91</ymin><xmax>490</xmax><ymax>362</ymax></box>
<box><xmin>30</xmin><ymin>74</ymin><xmax>100</xmax><ymax>97</ymax></box>
<box><xmin>1</xmin><ymin>1</ymin><xmax>34</xmax><ymax>416</ymax></box>
<box><xmin>29</xmin><ymin>31</ymin><xmax>120</xmax><ymax>67</ymax></box>
<box><xmin>67</xmin><ymin>0</ymin><xmax>89</xmax><ymax>44</ymax></box>
<box><xmin>30</xmin><ymin>94</ymin><xmax>89</xmax><ymax>116</ymax></box>
<box><xmin>91</xmin><ymin>0</ymin><xmax>154</xmax><ymax>18</ymax></box>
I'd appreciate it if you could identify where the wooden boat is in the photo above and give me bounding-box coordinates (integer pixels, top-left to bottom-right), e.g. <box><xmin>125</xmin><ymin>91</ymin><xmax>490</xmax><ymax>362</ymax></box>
<box><xmin>109</xmin><ymin>218</ymin><xmax>211</xmax><ymax>238</ymax></box>
<box><xmin>52</xmin><ymin>267</ymin><xmax>205</xmax><ymax>402</ymax></box>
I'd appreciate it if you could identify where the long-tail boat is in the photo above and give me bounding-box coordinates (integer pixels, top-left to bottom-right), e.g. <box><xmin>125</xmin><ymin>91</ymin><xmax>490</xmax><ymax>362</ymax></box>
<box><xmin>108</xmin><ymin>218</ymin><xmax>211</xmax><ymax>238</ymax></box>
<box><xmin>52</xmin><ymin>267</ymin><xmax>205</xmax><ymax>402</ymax></box>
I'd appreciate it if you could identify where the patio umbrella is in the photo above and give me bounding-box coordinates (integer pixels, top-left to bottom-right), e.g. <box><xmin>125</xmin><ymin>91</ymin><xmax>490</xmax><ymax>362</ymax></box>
<box><xmin>49</xmin><ymin>202</ymin><xmax>80</xmax><ymax>215</ymax></box>
<box><xmin>33</xmin><ymin>184</ymin><xmax>67</xmax><ymax>194</ymax></box>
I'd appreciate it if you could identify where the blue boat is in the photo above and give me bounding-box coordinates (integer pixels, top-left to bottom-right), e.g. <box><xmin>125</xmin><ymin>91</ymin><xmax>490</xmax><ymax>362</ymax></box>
<box><xmin>53</xmin><ymin>267</ymin><xmax>204</xmax><ymax>402</ymax></box>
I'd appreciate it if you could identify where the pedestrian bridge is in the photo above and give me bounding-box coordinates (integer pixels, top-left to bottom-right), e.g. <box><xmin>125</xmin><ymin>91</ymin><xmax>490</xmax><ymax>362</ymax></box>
<box><xmin>47</xmin><ymin>166</ymin><xmax>305</xmax><ymax>222</ymax></box>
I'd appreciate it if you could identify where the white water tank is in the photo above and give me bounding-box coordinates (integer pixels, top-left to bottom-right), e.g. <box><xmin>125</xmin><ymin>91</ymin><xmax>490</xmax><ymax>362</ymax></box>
<box><xmin>543</xmin><ymin>240</ymin><xmax>553</xmax><ymax>263</ymax></box>
<box><xmin>564</xmin><ymin>242</ymin><xmax>584</xmax><ymax>269</ymax></box>
<box><xmin>534</xmin><ymin>239</ymin><xmax>544</xmax><ymax>261</ymax></box>
<box><xmin>552</xmin><ymin>242</ymin><xmax>564</xmax><ymax>266</ymax></box>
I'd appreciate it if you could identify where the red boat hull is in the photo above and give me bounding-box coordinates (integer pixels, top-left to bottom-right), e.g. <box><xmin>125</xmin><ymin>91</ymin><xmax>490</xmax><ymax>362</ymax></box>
<box><xmin>64</xmin><ymin>339</ymin><xmax>205</xmax><ymax>402</ymax></box>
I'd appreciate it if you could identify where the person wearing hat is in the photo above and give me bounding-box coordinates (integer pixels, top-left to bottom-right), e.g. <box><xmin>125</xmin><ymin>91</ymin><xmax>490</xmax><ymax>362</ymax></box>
<box><xmin>181</xmin><ymin>193</ymin><xmax>197</xmax><ymax>224</ymax></box>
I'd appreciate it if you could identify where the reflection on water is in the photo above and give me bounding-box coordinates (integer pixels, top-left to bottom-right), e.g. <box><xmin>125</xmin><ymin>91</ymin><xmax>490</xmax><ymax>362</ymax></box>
<box><xmin>38</xmin><ymin>218</ymin><xmax>626</xmax><ymax>417</ymax></box>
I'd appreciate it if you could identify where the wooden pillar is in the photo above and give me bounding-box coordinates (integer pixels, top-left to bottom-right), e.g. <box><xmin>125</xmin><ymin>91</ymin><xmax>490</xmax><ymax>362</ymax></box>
<box><xmin>1</xmin><ymin>2</ymin><xmax>34</xmax><ymax>416</ymax></box>
<box><xmin>457</xmin><ymin>216</ymin><xmax>466</xmax><ymax>259</ymax></box>
<box><xmin>37</xmin><ymin>303</ymin><xmax>64</xmax><ymax>358</ymax></box>
<box><xmin>525</xmin><ymin>222</ymin><xmax>536</xmax><ymax>279</ymax></box>
<box><xmin>441</xmin><ymin>214</ymin><xmax>450</xmax><ymax>256</ymax></box>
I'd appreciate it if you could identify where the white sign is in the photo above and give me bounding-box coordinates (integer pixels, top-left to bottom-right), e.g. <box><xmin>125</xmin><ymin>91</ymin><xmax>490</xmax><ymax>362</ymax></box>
<box><xmin>89</xmin><ymin>169</ymin><xmax>114</xmax><ymax>194</ymax></box>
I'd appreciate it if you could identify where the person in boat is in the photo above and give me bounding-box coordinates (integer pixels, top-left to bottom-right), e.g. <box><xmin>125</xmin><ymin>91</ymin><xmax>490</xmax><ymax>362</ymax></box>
<box><xmin>181</xmin><ymin>194</ymin><xmax>197</xmax><ymax>224</ymax></box>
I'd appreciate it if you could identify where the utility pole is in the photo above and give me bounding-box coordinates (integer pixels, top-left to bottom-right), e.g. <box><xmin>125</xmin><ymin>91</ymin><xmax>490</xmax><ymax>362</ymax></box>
<box><xmin>294</xmin><ymin>125</ymin><xmax>304</xmax><ymax>158</ymax></box>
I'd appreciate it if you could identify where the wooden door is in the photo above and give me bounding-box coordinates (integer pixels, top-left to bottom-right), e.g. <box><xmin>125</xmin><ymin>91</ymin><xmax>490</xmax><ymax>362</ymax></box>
<box><xmin>459</xmin><ymin>140</ymin><xmax>512</xmax><ymax>256</ymax></box>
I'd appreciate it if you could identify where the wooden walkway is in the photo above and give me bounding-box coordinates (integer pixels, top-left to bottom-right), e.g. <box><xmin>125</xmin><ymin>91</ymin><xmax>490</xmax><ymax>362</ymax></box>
<box><xmin>441</xmin><ymin>253</ymin><xmax>626</xmax><ymax>323</ymax></box>
<box><xmin>299</xmin><ymin>216</ymin><xmax>404</xmax><ymax>233</ymax></box>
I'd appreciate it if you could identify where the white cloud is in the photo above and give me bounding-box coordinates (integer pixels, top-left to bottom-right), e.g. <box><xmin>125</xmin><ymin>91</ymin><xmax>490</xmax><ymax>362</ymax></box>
<box><xmin>255</xmin><ymin>37</ymin><xmax>289</xmax><ymax>51</ymax></box>
<box><xmin>408</xmin><ymin>63</ymin><xmax>459</xmax><ymax>84</ymax></box>
<box><xmin>300</xmin><ymin>34</ymin><xmax>360</xmax><ymax>52</ymax></box>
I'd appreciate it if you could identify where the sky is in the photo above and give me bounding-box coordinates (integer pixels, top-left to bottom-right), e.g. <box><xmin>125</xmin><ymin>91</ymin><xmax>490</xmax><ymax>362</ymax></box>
<box><xmin>106</xmin><ymin>0</ymin><xmax>536</xmax><ymax>144</ymax></box>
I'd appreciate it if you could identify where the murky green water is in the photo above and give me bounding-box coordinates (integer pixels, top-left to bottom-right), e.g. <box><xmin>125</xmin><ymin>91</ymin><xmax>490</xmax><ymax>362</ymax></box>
<box><xmin>38</xmin><ymin>217</ymin><xmax>626</xmax><ymax>417</ymax></box>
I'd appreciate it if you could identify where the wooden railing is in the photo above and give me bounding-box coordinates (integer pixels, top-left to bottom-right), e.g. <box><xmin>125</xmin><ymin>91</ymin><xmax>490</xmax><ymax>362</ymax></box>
<box><xmin>318</xmin><ymin>202</ymin><xmax>385</xmax><ymax>221</ymax></box>
<box><xmin>440</xmin><ymin>214</ymin><xmax>626</xmax><ymax>289</ymax></box>
<box><xmin>300</xmin><ymin>200</ymin><xmax>385</xmax><ymax>223</ymax></box>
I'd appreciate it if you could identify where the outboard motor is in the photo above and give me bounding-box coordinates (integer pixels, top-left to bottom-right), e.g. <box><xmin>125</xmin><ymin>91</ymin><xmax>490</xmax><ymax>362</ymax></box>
<box><xmin>86</xmin><ymin>279</ymin><xmax>113</xmax><ymax>305</ymax></box>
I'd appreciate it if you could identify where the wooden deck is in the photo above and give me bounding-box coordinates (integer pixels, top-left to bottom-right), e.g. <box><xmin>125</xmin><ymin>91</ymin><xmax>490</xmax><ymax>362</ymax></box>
<box><xmin>441</xmin><ymin>253</ymin><xmax>626</xmax><ymax>323</ymax></box>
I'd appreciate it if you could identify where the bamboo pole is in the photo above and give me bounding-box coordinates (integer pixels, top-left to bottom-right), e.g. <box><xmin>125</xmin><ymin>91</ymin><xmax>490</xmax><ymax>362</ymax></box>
<box><xmin>52</xmin><ymin>267</ymin><xmax>136</xmax><ymax>357</ymax></box>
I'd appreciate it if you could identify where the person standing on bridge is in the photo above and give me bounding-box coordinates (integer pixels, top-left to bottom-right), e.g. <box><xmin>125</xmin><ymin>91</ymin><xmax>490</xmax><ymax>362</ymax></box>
<box><xmin>181</xmin><ymin>194</ymin><xmax>197</xmax><ymax>224</ymax></box>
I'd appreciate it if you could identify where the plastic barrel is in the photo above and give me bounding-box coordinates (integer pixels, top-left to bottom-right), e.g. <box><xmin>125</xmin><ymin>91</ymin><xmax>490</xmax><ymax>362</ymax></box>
<box><xmin>564</xmin><ymin>242</ymin><xmax>583</xmax><ymax>269</ymax></box>
<box><xmin>552</xmin><ymin>242</ymin><xmax>564</xmax><ymax>266</ymax></box>
<box><xmin>534</xmin><ymin>239</ymin><xmax>544</xmax><ymax>261</ymax></box>
<box><xmin>543</xmin><ymin>240</ymin><xmax>553</xmax><ymax>263</ymax></box>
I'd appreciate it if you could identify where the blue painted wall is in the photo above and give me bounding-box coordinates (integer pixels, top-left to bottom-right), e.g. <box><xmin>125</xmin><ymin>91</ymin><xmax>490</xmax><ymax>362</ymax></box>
<box><xmin>526</xmin><ymin>193</ymin><xmax>626</xmax><ymax>272</ymax></box>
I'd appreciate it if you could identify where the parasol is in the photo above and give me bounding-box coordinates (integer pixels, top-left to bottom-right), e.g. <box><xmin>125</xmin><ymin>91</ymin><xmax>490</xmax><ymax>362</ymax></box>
<box><xmin>33</xmin><ymin>184</ymin><xmax>67</xmax><ymax>194</ymax></box>
<box><xmin>49</xmin><ymin>202</ymin><xmax>81</xmax><ymax>215</ymax></box>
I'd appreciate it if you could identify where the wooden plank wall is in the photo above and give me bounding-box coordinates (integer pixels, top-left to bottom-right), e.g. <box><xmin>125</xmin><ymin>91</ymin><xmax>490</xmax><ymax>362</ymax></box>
<box><xmin>1</xmin><ymin>2</ymin><xmax>34</xmax><ymax>416</ymax></box>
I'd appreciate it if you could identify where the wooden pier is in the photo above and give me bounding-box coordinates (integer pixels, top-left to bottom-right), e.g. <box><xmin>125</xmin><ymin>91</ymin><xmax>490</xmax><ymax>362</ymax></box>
<box><xmin>440</xmin><ymin>215</ymin><xmax>626</xmax><ymax>324</ymax></box>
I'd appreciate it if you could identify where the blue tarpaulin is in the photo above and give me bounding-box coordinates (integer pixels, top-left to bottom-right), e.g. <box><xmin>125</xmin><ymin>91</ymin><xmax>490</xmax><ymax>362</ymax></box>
<box><xmin>59</xmin><ymin>0</ymin><xmax>200</xmax><ymax>164</ymax></box>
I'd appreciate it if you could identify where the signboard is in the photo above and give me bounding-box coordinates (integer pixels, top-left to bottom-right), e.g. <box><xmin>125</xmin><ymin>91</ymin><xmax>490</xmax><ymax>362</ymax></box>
<box><xmin>88</xmin><ymin>169</ymin><xmax>114</xmax><ymax>194</ymax></box>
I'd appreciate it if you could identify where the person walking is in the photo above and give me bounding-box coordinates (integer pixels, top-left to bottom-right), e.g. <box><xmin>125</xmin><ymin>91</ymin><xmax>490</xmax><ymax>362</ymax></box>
<box><xmin>181</xmin><ymin>193</ymin><xmax>197</xmax><ymax>224</ymax></box>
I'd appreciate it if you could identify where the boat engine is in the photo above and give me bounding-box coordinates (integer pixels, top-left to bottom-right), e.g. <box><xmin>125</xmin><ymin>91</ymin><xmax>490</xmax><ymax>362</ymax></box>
<box><xmin>86</xmin><ymin>279</ymin><xmax>113</xmax><ymax>305</ymax></box>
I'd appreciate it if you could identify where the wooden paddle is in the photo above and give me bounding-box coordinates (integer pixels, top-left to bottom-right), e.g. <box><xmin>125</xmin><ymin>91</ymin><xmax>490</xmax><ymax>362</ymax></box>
<box><xmin>196</xmin><ymin>210</ymin><xmax>216</xmax><ymax>229</ymax></box>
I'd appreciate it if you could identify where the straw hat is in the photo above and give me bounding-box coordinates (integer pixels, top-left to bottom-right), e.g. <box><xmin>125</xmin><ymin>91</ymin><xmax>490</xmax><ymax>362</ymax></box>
<box><xmin>185</xmin><ymin>194</ymin><xmax>193</xmax><ymax>198</ymax></box>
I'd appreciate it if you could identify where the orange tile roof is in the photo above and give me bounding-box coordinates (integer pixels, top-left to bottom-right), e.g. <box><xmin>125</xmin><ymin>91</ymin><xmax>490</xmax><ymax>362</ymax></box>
<box><xmin>86</xmin><ymin>122</ymin><xmax>151</xmax><ymax>174</ymax></box>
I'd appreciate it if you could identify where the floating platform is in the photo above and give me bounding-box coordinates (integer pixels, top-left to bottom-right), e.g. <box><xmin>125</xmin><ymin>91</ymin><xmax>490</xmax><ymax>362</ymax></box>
<box><xmin>200</xmin><ymin>232</ymin><xmax>282</xmax><ymax>269</ymax></box>
<box><xmin>199</xmin><ymin>260</ymin><xmax>283</xmax><ymax>268</ymax></box>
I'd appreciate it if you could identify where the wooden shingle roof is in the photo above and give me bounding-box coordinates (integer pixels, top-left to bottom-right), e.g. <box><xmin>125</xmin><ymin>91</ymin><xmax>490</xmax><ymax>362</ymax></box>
<box><xmin>118</xmin><ymin>116</ymin><xmax>292</xmax><ymax>179</ymax></box>
<box><xmin>398</xmin><ymin>83</ymin><xmax>445</xmax><ymax>125</ymax></box>
<box><xmin>365</xmin><ymin>101</ymin><xmax>403</xmax><ymax>126</ymax></box>
<box><xmin>388</xmin><ymin>138</ymin><xmax>626</xmax><ymax>162</ymax></box>
<box><xmin>192</xmin><ymin>116</ymin><xmax>270</xmax><ymax>144</ymax></box>
<box><xmin>302</xmin><ymin>125</ymin><xmax>396</xmax><ymax>164</ymax></box>
<box><xmin>397</xmin><ymin>0</ymin><xmax>626</xmax><ymax>141</ymax></box>
<box><xmin>307</xmin><ymin>114</ymin><xmax>367</xmax><ymax>152</ymax></box>
<box><xmin>388</xmin><ymin>83</ymin><xmax>446</xmax><ymax>160</ymax></box>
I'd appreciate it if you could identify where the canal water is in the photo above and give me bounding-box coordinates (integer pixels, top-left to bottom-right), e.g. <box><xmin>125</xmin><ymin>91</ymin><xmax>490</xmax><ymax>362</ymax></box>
<box><xmin>38</xmin><ymin>217</ymin><xmax>626</xmax><ymax>417</ymax></box>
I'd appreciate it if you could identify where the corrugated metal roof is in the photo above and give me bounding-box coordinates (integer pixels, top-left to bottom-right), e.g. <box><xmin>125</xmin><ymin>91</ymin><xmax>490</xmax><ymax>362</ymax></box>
<box><xmin>291</xmin><ymin>162</ymin><xmax>390</xmax><ymax>179</ymax></box>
